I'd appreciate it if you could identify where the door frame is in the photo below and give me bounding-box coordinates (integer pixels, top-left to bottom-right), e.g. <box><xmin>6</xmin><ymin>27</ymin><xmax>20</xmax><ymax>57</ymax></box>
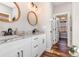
<box><xmin>53</xmin><ymin>12</ymin><xmax>72</xmax><ymax>47</ymax></box>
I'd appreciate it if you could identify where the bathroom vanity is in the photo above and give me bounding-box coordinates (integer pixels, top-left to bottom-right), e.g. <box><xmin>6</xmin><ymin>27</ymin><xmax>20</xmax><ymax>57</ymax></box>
<box><xmin>0</xmin><ymin>33</ymin><xmax>46</xmax><ymax>57</ymax></box>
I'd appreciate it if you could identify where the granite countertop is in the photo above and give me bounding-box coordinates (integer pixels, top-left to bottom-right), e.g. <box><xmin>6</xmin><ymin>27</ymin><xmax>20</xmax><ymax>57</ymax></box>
<box><xmin>0</xmin><ymin>32</ymin><xmax>45</xmax><ymax>45</ymax></box>
<box><xmin>0</xmin><ymin>35</ymin><xmax>24</xmax><ymax>44</ymax></box>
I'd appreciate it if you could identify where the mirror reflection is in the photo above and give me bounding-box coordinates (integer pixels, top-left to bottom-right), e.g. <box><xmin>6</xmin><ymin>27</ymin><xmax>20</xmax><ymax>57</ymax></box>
<box><xmin>0</xmin><ymin>2</ymin><xmax>20</xmax><ymax>22</ymax></box>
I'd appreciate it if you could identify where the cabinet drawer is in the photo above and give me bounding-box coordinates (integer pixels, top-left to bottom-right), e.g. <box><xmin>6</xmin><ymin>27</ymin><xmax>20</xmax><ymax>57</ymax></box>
<box><xmin>31</xmin><ymin>34</ymin><xmax>46</xmax><ymax>57</ymax></box>
<box><xmin>32</xmin><ymin>37</ymin><xmax>39</xmax><ymax>46</ymax></box>
<box><xmin>32</xmin><ymin>45</ymin><xmax>39</xmax><ymax>57</ymax></box>
<box><xmin>32</xmin><ymin>37</ymin><xmax>39</xmax><ymax>42</ymax></box>
<box><xmin>32</xmin><ymin>44</ymin><xmax>39</xmax><ymax>49</ymax></box>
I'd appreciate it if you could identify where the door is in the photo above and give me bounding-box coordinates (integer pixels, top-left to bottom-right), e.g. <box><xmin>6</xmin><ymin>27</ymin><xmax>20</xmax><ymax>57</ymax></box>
<box><xmin>51</xmin><ymin>18</ymin><xmax>56</xmax><ymax>44</ymax></box>
<box><xmin>67</xmin><ymin>13</ymin><xmax>72</xmax><ymax>47</ymax></box>
<box><xmin>50</xmin><ymin>17</ymin><xmax>59</xmax><ymax>44</ymax></box>
<box><xmin>55</xmin><ymin>18</ymin><xmax>59</xmax><ymax>43</ymax></box>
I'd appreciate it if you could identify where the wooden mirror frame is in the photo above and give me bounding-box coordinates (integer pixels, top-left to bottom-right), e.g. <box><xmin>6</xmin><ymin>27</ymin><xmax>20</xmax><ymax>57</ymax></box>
<box><xmin>0</xmin><ymin>2</ymin><xmax>21</xmax><ymax>23</ymax></box>
<box><xmin>27</xmin><ymin>11</ymin><xmax>38</xmax><ymax>26</ymax></box>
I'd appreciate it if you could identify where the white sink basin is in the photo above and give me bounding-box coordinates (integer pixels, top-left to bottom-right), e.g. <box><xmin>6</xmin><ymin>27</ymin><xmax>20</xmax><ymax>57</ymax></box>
<box><xmin>0</xmin><ymin>35</ymin><xmax>24</xmax><ymax>44</ymax></box>
<box><xmin>0</xmin><ymin>35</ymin><xmax>20</xmax><ymax>40</ymax></box>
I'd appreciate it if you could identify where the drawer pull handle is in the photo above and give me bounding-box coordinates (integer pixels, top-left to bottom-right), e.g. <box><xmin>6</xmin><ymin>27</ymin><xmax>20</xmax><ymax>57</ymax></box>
<box><xmin>43</xmin><ymin>39</ymin><xmax>44</xmax><ymax>44</ymax></box>
<box><xmin>21</xmin><ymin>50</ymin><xmax>23</xmax><ymax>57</ymax></box>
<box><xmin>34</xmin><ymin>45</ymin><xmax>38</xmax><ymax>48</ymax></box>
<box><xmin>17</xmin><ymin>52</ymin><xmax>20</xmax><ymax>57</ymax></box>
<box><xmin>34</xmin><ymin>38</ymin><xmax>38</xmax><ymax>40</ymax></box>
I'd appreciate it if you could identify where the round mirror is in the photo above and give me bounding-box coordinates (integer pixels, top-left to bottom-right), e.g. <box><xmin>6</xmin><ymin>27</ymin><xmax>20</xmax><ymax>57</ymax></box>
<box><xmin>27</xmin><ymin>11</ymin><xmax>38</xmax><ymax>26</ymax></box>
<box><xmin>0</xmin><ymin>2</ymin><xmax>20</xmax><ymax>22</ymax></box>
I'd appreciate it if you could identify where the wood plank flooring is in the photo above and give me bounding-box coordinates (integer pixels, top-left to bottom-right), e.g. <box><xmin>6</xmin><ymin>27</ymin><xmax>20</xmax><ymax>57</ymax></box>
<box><xmin>41</xmin><ymin>38</ymin><xmax>71</xmax><ymax>57</ymax></box>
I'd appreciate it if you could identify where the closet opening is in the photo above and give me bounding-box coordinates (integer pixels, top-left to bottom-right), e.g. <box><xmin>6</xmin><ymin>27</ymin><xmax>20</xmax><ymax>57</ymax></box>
<box><xmin>53</xmin><ymin>12</ymin><xmax>72</xmax><ymax>53</ymax></box>
<box><xmin>57</xmin><ymin>14</ymin><xmax>68</xmax><ymax>48</ymax></box>
<box><xmin>57</xmin><ymin>14</ymin><xmax>67</xmax><ymax>43</ymax></box>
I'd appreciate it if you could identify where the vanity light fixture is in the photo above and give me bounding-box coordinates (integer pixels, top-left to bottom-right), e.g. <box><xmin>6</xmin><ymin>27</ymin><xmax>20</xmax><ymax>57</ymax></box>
<box><xmin>30</xmin><ymin>2</ymin><xmax>38</xmax><ymax>11</ymax></box>
<box><xmin>31</xmin><ymin>2</ymin><xmax>34</xmax><ymax>7</ymax></box>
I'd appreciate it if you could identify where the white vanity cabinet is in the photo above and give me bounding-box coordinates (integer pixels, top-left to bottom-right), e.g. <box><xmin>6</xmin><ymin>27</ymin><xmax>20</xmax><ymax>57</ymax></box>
<box><xmin>39</xmin><ymin>34</ymin><xmax>46</xmax><ymax>56</ymax></box>
<box><xmin>0</xmin><ymin>38</ymin><xmax>32</xmax><ymax>57</ymax></box>
<box><xmin>31</xmin><ymin>34</ymin><xmax>46</xmax><ymax>57</ymax></box>
<box><xmin>0</xmin><ymin>40</ymin><xmax>22</xmax><ymax>57</ymax></box>
<box><xmin>22</xmin><ymin>38</ymin><xmax>32</xmax><ymax>57</ymax></box>
<box><xmin>0</xmin><ymin>44</ymin><xmax>21</xmax><ymax>57</ymax></box>
<box><xmin>0</xmin><ymin>34</ymin><xmax>46</xmax><ymax>57</ymax></box>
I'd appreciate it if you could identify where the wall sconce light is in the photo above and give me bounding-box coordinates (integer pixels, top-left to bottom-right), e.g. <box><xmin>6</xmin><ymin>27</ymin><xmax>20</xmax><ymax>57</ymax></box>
<box><xmin>31</xmin><ymin>2</ymin><xmax>34</xmax><ymax>7</ymax></box>
<box><xmin>30</xmin><ymin>2</ymin><xmax>38</xmax><ymax>11</ymax></box>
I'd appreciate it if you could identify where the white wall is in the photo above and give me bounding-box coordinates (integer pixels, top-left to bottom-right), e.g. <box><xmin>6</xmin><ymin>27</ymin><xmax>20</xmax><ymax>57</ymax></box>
<box><xmin>72</xmin><ymin>2</ymin><xmax>79</xmax><ymax>47</ymax></box>
<box><xmin>37</xmin><ymin>2</ymin><xmax>53</xmax><ymax>31</ymax></box>
<box><xmin>53</xmin><ymin>2</ymin><xmax>72</xmax><ymax>14</ymax></box>
<box><xmin>0</xmin><ymin>2</ymin><xmax>53</xmax><ymax>33</ymax></box>
<box><xmin>37</xmin><ymin>2</ymin><xmax>53</xmax><ymax>50</ymax></box>
<box><xmin>0</xmin><ymin>2</ymin><xmax>39</xmax><ymax>32</ymax></box>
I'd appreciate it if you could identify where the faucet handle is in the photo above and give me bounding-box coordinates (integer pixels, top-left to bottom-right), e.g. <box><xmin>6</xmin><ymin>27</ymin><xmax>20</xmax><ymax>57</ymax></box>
<box><xmin>1</xmin><ymin>31</ymin><xmax>7</xmax><ymax>36</ymax></box>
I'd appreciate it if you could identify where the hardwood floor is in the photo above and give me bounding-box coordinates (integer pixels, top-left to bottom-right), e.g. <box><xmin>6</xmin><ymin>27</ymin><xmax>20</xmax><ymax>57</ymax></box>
<box><xmin>41</xmin><ymin>38</ymin><xmax>71</xmax><ymax>57</ymax></box>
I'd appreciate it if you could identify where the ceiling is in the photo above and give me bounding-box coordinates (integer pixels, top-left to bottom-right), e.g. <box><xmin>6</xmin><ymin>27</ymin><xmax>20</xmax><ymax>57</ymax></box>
<box><xmin>52</xmin><ymin>2</ymin><xmax>71</xmax><ymax>6</ymax></box>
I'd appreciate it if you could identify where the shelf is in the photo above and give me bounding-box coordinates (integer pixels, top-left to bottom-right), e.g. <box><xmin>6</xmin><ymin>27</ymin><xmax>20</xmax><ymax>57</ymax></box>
<box><xmin>60</xmin><ymin>20</ymin><xmax>67</xmax><ymax>22</ymax></box>
<box><xmin>59</xmin><ymin>30</ymin><xmax>67</xmax><ymax>33</ymax></box>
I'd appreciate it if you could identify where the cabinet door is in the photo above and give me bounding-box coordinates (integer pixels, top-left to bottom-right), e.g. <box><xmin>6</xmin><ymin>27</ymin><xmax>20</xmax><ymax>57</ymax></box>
<box><xmin>31</xmin><ymin>36</ymin><xmax>40</xmax><ymax>57</ymax></box>
<box><xmin>39</xmin><ymin>34</ymin><xmax>46</xmax><ymax>56</ymax></box>
<box><xmin>0</xmin><ymin>43</ymin><xmax>21</xmax><ymax>57</ymax></box>
<box><xmin>22</xmin><ymin>38</ymin><xmax>32</xmax><ymax>57</ymax></box>
<box><xmin>2</xmin><ymin>48</ymin><xmax>21</xmax><ymax>57</ymax></box>
<box><xmin>0</xmin><ymin>38</ymin><xmax>31</xmax><ymax>57</ymax></box>
<box><xmin>32</xmin><ymin>45</ymin><xmax>39</xmax><ymax>57</ymax></box>
<box><xmin>51</xmin><ymin>20</ymin><xmax>56</xmax><ymax>45</ymax></box>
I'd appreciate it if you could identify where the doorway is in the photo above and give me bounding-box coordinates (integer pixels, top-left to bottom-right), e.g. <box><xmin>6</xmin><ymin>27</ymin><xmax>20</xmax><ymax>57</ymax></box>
<box><xmin>54</xmin><ymin>12</ymin><xmax>72</xmax><ymax>47</ymax></box>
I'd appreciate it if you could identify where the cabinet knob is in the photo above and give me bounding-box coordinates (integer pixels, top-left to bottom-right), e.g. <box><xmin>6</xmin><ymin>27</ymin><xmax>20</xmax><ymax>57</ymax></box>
<box><xmin>42</xmin><ymin>39</ymin><xmax>45</xmax><ymax>44</ymax></box>
<box><xmin>21</xmin><ymin>50</ymin><xmax>23</xmax><ymax>57</ymax></box>
<box><xmin>17</xmin><ymin>52</ymin><xmax>20</xmax><ymax>57</ymax></box>
<box><xmin>50</xmin><ymin>31</ymin><xmax>52</xmax><ymax>33</ymax></box>
<box><xmin>34</xmin><ymin>45</ymin><xmax>38</xmax><ymax>48</ymax></box>
<box><xmin>34</xmin><ymin>38</ymin><xmax>38</xmax><ymax>40</ymax></box>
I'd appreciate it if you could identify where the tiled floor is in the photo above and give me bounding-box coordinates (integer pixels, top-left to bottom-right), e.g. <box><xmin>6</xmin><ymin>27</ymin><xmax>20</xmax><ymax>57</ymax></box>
<box><xmin>41</xmin><ymin>38</ymin><xmax>71</xmax><ymax>57</ymax></box>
